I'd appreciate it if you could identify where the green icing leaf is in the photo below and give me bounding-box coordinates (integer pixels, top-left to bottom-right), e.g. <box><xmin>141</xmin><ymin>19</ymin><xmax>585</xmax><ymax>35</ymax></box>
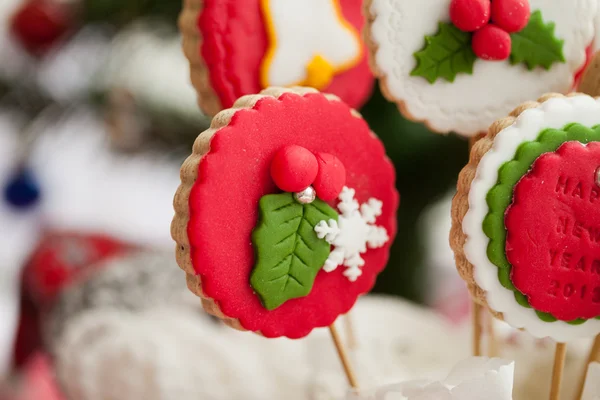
<box><xmin>411</xmin><ymin>22</ymin><xmax>477</xmax><ymax>84</ymax></box>
<box><xmin>510</xmin><ymin>10</ymin><xmax>565</xmax><ymax>70</ymax></box>
<box><xmin>250</xmin><ymin>193</ymin><xmax>338</xmax><ymax>310</ymax></box>
<box><xmin>484</xmin><ymin>123</ymin><xmax>600</xmax><ymax>324</ymax></box>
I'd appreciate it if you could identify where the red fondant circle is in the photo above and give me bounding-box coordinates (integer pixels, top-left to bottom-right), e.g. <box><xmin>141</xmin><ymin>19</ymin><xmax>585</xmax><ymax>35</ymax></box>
<box><xmin>449</xmin><ymin>0</ymin><xmax>491</xmax><ymax>32</ymax></box>
<box><xmin>270</xmin><ymin>145</ymin><xmax>319</xmax><ymax>192</ymax></box>
<box><xmin>198</xmin><ymin>0</ymin><xmax>373</xmax><ymax>111</ymax></box>
<box><xmin>506</xmin><ymin>142</ymin><xmax>600</xmax><ymax>321</ymax></box>
<box><xmin>187</xmin><ymin>92</ymin><xmax>398</xmax><ymax>338</ymax></box>
<box><xmin>313</xmin><ymin>152</ymin><xmax>346</xmax><ymax>201</ymax></box>
<box><xmin>472</xmin><ymin>24</ymin><xmax>511</xmax><ymax>61</ymax></box>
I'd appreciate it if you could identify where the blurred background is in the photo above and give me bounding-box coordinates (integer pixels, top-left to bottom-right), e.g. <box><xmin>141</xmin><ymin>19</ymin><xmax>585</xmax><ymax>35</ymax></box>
<box><xmin>0</xmin><ymin>0</ymin><xmax>489</xmax><ymax>399</ymax></box>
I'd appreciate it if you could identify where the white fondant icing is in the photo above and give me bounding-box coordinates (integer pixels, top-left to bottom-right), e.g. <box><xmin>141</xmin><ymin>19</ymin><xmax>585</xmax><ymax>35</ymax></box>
<box><xmin>315</xmin><ymin>187</ymin><xmax>389</xmax><ymax>282</ymax></box>
<box><xmin>368</xmin><ymin>0</ymin><xmax>598</xmax><ymax>137</ymax></box>
<box><xmin>261</xmin><ymin>0</ymin><xmax>361</xmax><ymax>86</ymax></box>
<box><xmin>463</xmin><ymin>94</ymin><xmax>600</xmax><ymax>341</ymax></box>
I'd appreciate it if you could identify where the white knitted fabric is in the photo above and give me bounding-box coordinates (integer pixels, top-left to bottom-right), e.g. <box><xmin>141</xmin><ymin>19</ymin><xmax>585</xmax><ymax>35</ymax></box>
<box><xmin>56</xmin><ymin>307</ymin><xmax>275</xmax><ymax>400</ymax></box>
<box><xmin>44</xmin><ymin>250</ymin><xmax>197</xmax><ymax>353</ymax></box>
<box><xmin>54</xmin><ymin>295</ymin><xmax>600</xmax><ymax>400</ymax></box>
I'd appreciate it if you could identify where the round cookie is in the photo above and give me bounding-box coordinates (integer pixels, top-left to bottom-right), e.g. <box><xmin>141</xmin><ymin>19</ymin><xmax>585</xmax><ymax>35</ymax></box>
<box><xmin>171</xmin><ymin>87</ymin><xmax>398</xmax><ymax>339</ymax></box>
<box><xmin>365</xmin><ymin>0</ymin><xmax>598</xmax><ymax>137</ymax></box>
<box><xmin>451</xmin><ymin>93</ymin><xmax>600</xmax><ymax>341</ymax></box>
<box><xmin>179</xmin><ymin>0</ymin><xmax>374</xmax><ymax>116</ymax></box>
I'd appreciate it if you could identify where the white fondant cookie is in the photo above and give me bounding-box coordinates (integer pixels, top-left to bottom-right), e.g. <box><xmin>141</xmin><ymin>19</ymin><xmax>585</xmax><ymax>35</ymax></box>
<box><xmin>365</xmin><ymin>0</ymin><xmax>598</xmax><ymax>137</ymax></box>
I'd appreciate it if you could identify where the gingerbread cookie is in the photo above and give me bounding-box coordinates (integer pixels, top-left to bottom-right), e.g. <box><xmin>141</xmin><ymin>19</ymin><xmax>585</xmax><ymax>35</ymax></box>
<box><xmin>451</xmin><ymin>93</ymin><xmax>600</xmax><ymax>341</ymax></box>
<box><xmin>365</xmin><ymin>0</ymin><xmax>597</xmax><ymax>137</ymax></box>
<box><xmin>171</xmin><ymin>87</ymin><xmax>398</xmax><ymax>338</ymax></box>
<box><xmin>179</xmin><ymin>0</ymin><xmax>374</xmax><ymax>116</ymax></box>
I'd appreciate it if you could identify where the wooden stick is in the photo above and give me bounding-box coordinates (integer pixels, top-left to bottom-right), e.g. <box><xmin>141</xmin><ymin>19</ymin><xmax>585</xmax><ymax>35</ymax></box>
<box><xmin>486</xmin><ymin>311</ymin><xmax>497</xmax><ymax>358</ymax></box>
<box><xmin>344</xmin><ymin>314</ymin><xmax>358</xmax><ymax>350</ymax></box>
<box><xmin>550</xmin><ymin>343</ymin><xmax>567</xmax><ymax>400</ymax></box>
<box><xmin>329</xmin><ymin>323</ymin><xmax>359</xmax><ymax>390</ymax></box>
<box><xmin>472</xmin><ymin>301</ymin><xmax>483</xmax><ymax>357</ymax></box>
<box><xmin>469</xmin><ymin>133</ymin><xmax>485</xmax><ymax>358</ymax></box>
<box><xmin>574</xmin><ymin>334</ymin><xmax>600</xmax><ymax>400</ymax></box>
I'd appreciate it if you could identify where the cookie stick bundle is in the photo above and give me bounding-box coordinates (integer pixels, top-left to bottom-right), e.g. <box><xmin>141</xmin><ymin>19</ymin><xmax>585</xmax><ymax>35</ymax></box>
<box><xmin>171</xmin><ymin>87</ymin><xmax>399</xmax><ymax>389</ymax></box>
<box><xmin>364</xmin><ymin>0</ymin><xmax>598</xmax><ymax>359</ymax></box>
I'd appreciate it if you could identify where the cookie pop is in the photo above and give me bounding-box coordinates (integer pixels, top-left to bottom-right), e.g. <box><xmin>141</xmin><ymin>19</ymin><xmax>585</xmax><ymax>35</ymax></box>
<box><xmin>171</xmin><ymin>87</ymin><xmax>398</xmax><ymax>388</ymax></box>
<box><xmin>364</xmin><ymin>0</ymin><xmax>596</xmax><ymax>137</ymax></box>
<box><xmin>179</xmin><ymin>0</ymin><xmax>374</xmax><ymax>116</ymax></box>
<box><xmin>451</xmin><ymin>93</ymin><xmax>600</xmax><ymax>399</ymax></box>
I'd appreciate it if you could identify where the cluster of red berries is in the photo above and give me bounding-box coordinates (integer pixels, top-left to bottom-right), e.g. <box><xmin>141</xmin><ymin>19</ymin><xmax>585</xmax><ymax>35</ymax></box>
<box><xmin>270</xmin><ymin>145</ymin><xmax>346</xmax><ymax>201</ymax></box>
<box><xmin>449</xmin><ymin>0</ymin><xmax>531</xmax><ymax>61</ymax></box>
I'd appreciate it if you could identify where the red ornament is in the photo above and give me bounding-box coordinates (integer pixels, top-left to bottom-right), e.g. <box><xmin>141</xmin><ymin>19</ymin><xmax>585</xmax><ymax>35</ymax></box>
<box><xmin>491</xmin><ymin>0</ymin><xmax>531</xmax><ymax>33</ymax></box>
<box><xmin>472</xmin><ymin>24</ymin><xmax>512</xmax><ymax>61</ymax></box>
<box><xmin>449</xmin><ymin>0</ymin><xmax>491</xmax><ymax>32</ymax></box>
<box><xmin>10</xmin><ymin>0</ymin><xmax>74</xmax><ymax>55</ymax></box>
<box><xmin>506</xmin><ymin>142</ymin><xmax>600</xmax><ymax>321</ymax></box>
<box><xmin>270</xmin><ymin>145</ymin><xmax>319</xmax><ymax>193</ymax></box>
<box><xmin>23</xmin><ymin>232</ymin><xmax>131</xmax><ymax>305</ymax></box>
<box><xmin>313</xmin><ymin>153</ymin><xmax>346</xmax><ymax>201</ymax></box>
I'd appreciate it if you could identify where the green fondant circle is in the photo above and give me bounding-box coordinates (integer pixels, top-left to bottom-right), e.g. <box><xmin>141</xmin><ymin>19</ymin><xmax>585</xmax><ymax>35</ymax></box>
<box><xmin>483</xmin><ymin>123</ymin><xmax>600</xmax><ymax>324</ymax></box>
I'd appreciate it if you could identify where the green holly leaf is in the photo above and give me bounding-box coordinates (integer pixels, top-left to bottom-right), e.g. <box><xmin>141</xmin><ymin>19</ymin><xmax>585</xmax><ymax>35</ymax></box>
<box><xmin>250</xmin><ymin>193</ymin><xmax>338</xmax><ymax>310</ymax></box>
<box><xmin>510</xmin><ymin>10</ymin><xmax>565</xmax><ymax>70</ymax></box>
<box><xmin>411</xmin><ymin>22</ymin><xmax>477</xmax><ymax>84</ymax></box>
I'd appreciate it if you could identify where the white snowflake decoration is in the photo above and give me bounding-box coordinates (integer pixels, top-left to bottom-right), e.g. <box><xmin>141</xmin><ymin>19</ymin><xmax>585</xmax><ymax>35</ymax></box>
<box><xmin>314</xmin><ymin>186</ymin><xmax>389</xmax><ymax>282</ymax></box>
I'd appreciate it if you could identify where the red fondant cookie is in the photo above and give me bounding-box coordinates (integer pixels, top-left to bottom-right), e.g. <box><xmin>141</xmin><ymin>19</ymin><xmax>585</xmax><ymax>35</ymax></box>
<box><xmin>506</xmin><ymin>141</ymin><xmax>600</xmax><ymax>321</ymax></box>
<box><xmin>172</xmin><ymin>87</ymin><xmax>398</xmax><ymax>338</ymax></box>
<box><xmin>180</xmin><ymin>0</ymin><xmax>374</xmax><ymax>116</ymax></box>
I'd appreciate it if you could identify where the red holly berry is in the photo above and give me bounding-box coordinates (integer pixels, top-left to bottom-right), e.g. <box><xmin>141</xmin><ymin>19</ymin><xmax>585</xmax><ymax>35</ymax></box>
<box><xmin>10</xmin><ymin>0</ymin><xmax>74</xmax><ymax>55</ymax></box>
<box><xmin>491</xmin><ymin>0</ymin><xmax>530</xmax><ymax>33</ymax></box>
<box><xmin>270</xmin><ymin>145</ymin><xmax>319</xmax><ymax>193</ymax></box>
<box><xmin>449</xmin><ymin>0</ymin><xmax>491</xmax><ymax>32</ymax></box>
<box><xmin>472</xmin><ymin>24</ymin><xmax>512</xmax><ymax>61</ymax></box>
<box><xmin>313</xmin><ymin>153</ymin><xmax>346</xmax><ymax>201</ymax></box>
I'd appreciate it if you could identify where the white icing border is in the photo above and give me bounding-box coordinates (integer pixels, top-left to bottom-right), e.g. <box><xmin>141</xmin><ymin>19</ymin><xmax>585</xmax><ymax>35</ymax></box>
<box><xmin>368</xmin><ymin>0</ymin><xmax>598</xmax><ymax>137</ymax></box>
<box><xmin>463</xmin><ymin>95</ymin><xmax>600</xmax><ymax>341</ymax></box>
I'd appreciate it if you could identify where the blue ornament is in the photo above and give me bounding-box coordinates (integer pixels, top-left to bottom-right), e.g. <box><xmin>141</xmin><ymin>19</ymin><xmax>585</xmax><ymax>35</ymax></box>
<box><xmin>3</xmin><ymin>168</ymin><xmax>41</xmax><ymax>210</ymax></box>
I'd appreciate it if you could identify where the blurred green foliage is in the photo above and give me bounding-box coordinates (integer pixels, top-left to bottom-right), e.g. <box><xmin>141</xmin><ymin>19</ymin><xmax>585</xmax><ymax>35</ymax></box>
<box><xmin>361</xmin><ymin>87</ymin><xmax>468</xmax><ymax>302</ymax></box>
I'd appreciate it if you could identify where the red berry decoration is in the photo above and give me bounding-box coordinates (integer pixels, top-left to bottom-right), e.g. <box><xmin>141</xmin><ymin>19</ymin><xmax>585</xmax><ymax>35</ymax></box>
<box><xmin>270</xmin><ymin>145</ymin><xmax>319</xmax><ymax>192</ymax></box>
<box><xmin>10</xmin><ymin>0</ymin><xmax>74</xmax><ymax>55</ymax></box>
<box><xmin>491</xmin><ymin>0</ymin><xmax>531</xmax><ymax>33</ymax></box>
<box><xmin>449</xmin><ymin>0</ymin><xmax>492</xmax><ymax>32</ymax></box>
<box><xmin>472</xmin><ymin>24</ymin><xmax>512</xmax><ymax>61</ymax></box>
<box><xmin>313</xmin><ymin>153</ymin><xmax>346</xmax><ymax>201</ymax></box>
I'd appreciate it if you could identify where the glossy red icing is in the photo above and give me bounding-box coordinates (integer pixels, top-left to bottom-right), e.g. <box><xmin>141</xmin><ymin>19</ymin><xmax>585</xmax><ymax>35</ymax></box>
<box><xmin>506</xmin><ymin>142</ymin><xmax>600</xmax><ymax>321</ymax></box>
<box><xmin>197</xmin><ymin>0</ymin><xmax>374</xmax><ymax>110</ymax></box>
<box><xmin>270</xmin><ymin>145</ymin><xmax>318</xmax><ymax>193</ymax></box>
<box><xmin>313</xmin><ymin>152</ymin><xmax>346</xmax><ymax>201</ymax></box>
<box><xmin>449</xmin><ymin>0</ymin><xmax>491</xmax><ymax>32</ymax></box>
<box><xmin>491</xmin><ymin>0</ymin><xmax>530</xmax><ymax>33</ymax></box>
<box><xmin>472</xmin><ymin>24</ymin><xmax>512</xmax><ymax>61</ymax></box>
<box><xmin>187</xmin><ymin>92</ymin><xmax>398</xmax><ymax>338</ymax></box>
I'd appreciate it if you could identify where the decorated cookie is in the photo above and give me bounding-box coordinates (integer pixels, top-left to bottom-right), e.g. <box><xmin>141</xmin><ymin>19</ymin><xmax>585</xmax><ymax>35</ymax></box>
<box><xmin>365</xmin><ymin>0</ymin><xmax>598</xmax><ymax>136</ymax></box>
<box><xmin>171</xmin><ymin>87</ymin><xmax>398</xmax><ymax>338</ymax></box>
<box><xmin>179</xmin><ymin>0</ymin><xmax>374</xmax><ymax>116</ymax></box>
<box><xmin>451</xmin><ymin>93</ymin><xmax>600</xmax><ymax>342</ymax></box>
